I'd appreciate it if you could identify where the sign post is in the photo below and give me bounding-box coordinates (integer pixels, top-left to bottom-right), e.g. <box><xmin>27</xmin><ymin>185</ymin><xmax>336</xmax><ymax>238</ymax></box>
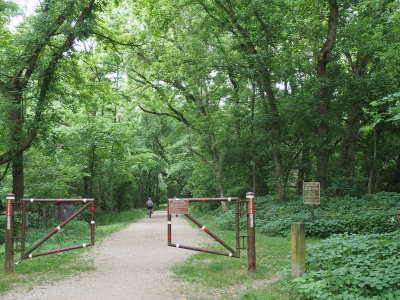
<box><xmin>303</xmin><ymin>182</ymin><xmax>320</xmax><ymax>221</ymax></box>
<box><xmin>5</xmin><ymin>193</ymin><xmax>15</xmax><ymax>274</ymax></box>
<box><xmin>246</xmin><ymin>192</ymin><xmax>256</xmax><ymax>272</ymax></box>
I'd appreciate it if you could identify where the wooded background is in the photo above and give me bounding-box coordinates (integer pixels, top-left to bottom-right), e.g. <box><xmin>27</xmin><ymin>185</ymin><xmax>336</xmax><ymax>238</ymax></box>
<box><xmin>0</xmin><ymin>0</ymin><xmax>399</xmax><ymax>211</ymax></box>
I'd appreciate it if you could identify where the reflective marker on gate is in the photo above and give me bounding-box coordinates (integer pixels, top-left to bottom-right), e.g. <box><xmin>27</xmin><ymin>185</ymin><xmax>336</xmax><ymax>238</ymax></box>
<box><xmin>91</xmin><ymin>206</ymin><xmax>95</xmax><ymax>211</ymax></box>
<box><xmin>167</xmin><ymin>221</ymin><xmax>171</xmax><ymax>225</ymax></box>
<box><xmin>6</xmin><ymin>198</ymin><xmax>12</xmax><ymax>230</ymax></box>
<box><xmin>57</xmin><ymin>199</ymin><xmax>60</xmax><ymax>203</ymax></box>
<box><xmin>168</xmin><ymin>234</ymin><xmax>171</xmax><ymax>238</ymax></box>
<box><xmin>83</xmin><ymin>198</ymin><xmax>87</xmax><ymax>203</ymax></box>
<box><xmin>29</xmin><ymin>254</ymin><xmax>32</xmax><ymax>259</ymax></box>
<box><xmin>202</xmin><ymin>198</ymin><xmax>206</xmax><ymax>202</ymax></box>
<box><xmin>91</xmin><ymin>221</ymin><xmax>95</xmax><ymax>225</ymax></box>
<box><xmin>30</xmin><ymin>198</ymin><xmax>34</xmax><ymax>202</ymax></box>
<box><xmin>55</xmin><ymin>226</ymin><xmax>61</xmax><ymax>232</ymax></box>
<box><xmin>228</xmin><ymin>197</ymin><xmax>231</xmax><ymax>202</ymax></box>
<box><xmin>176</xmin><ymin>244</ymin><xmax>180</xmax><ymax>248</ymax></box>
<box><xmin>56</xmin><ymin>249</ymin><xmax>60</xmax><ymax>253</ymax></box>
<box><xmin>229</xmin><ymin>252</ymin><xmax>232</xmax><ymax>257</ymax></box>
<box><xmin>201</xmin><ymin>226</ymin><xmax>207</xmax><ymax>231</ymax></box>
<box><xmin>83</xmin><ymin>244</ymin><xmax>87</xmax><ymax>248</ymax></box>
<box><xmin>203</xmin><ymin>249</ymin><xmax>206</xmax><ymax>252</ymax></box>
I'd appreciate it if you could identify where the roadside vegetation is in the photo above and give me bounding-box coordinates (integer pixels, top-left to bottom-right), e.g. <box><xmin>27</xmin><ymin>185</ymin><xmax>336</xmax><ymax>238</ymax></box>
<box><xmin>0</xmin><ymin>208</ymin><xmax>146</xmax><ymax>296</ymax></box>
<box><xmin>172</xmin><ymin>192</ymin><xmax>400</xmax><ymax>299</ymax></box>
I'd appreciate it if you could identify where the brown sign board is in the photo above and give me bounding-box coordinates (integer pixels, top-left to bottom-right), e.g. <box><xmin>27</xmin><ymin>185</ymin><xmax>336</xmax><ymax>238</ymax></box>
<box><xmin>170</xmin><ymin>199</ymin><xmax>189</xmax><ymax>215</ymax></box>
<box><xmin>303</xmin><ymin>182</ymin><xmax>320</xmax><ymax>205</ymax></box>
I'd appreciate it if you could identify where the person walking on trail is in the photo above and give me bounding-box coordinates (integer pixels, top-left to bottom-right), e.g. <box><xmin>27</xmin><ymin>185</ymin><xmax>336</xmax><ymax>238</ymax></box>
<box><xmin>146</xmin><ymin>197</ymin><xmax>154</xmax><ymax>218</ymax></box>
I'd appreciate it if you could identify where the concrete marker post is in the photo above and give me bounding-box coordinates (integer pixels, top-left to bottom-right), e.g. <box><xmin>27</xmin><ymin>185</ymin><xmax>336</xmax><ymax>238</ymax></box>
<box><xmin>246</xmin><ymin>192</ymin><xmax>256</xmax><ymax>272</ymax></box>
<box><xmin>291</xmin><ymin>222</ymin><xmax>306</xmax><ymax>277</ymax></box>
<box><xmin>5</xmin><ymin>193</ymin><xmax>15</xmax><ymax>274</ymax></box>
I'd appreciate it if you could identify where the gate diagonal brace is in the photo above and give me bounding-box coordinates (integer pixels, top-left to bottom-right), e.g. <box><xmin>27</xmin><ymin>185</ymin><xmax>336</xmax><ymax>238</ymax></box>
<box><xmin>19</xmin><ymin>198</ymin><xmax>95</xmax><ymax>262</ymax></box>
<box><xmin>167</xmin><ymin>197</ymin><xmax>244</xmax><ymax>258</ymax></box>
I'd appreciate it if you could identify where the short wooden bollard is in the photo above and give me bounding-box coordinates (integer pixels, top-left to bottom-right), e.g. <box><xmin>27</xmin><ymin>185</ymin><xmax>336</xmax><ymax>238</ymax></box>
<box><xmin>291</xmin><ymin>222</ymin><xmax>305</xmax><ymax>277</ymax></box>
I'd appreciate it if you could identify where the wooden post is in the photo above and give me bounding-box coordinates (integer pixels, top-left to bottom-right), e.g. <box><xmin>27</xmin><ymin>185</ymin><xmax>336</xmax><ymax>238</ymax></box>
<box><xmin>291</xmin><ymin>222</ymin><xmax>305</xmax><ymax>277</ymax></box>
<box><xmin>310</xmin><ymin>204</ymin><xmax>314</xmax><ymax>221</ymax></box>
<box><xmin>5</xmin><ymin>193</ymin><xmax>15</xmax><ymax>274</ymax></box>
<box><xmin>246</xmin><ymin>192</ymin><xmax>256</xmax><ymax>272</ymax></box>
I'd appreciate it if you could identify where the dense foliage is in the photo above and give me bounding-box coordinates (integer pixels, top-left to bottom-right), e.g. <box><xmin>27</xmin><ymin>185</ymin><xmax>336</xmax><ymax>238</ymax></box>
<box><xmin>206</xmin><ymin>192</ymin><xmax>400</xmax><ymax>238</ymax></box>
<box><xmin>0</xmin><ymin>0</ymin><xmax>399</xmax><ymax>214</ymax></box>
<box><xmin>292</xmin><ymin>232</ymin><xmax>400</xmax><ymax>299</ymax></box>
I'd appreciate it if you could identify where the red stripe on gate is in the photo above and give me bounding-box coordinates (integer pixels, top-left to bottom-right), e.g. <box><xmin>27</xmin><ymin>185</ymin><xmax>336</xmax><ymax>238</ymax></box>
<box><xmin>202</xmin><ymin>198</ymin><xmax>206</xmax><ymax>202</ymax></box>
<box><xmin>56</xmin><ymin>249</ymin><xmax>60</xmax><ymax>253</ymax></box>
<box><xmin>203</xmin><ymin>227</ymin><xmax>207</xmax><ymax>231</ymax></box>
<box><xmin>91</xmin><ymin>206</ymin><xmax>95</xmax><ymax>211</ymax></box>
<box><xmin>57</xmin><ymin>199</ymin><xmax>60</xmax><ymax>203</ymax></box>
<box><xmin>168</xmin><ymin>234</ymin><xmax>171</xmax><ymax>238</ymax></box>
<box><xmin>203</xmin><ymin>249</ymin><xmax>206</xmax><ymax>252</ymax></box>
<box><xmin>55</xmin><ymin>227</ymin><xmax>59</xmax><ymax>232</ymax></box>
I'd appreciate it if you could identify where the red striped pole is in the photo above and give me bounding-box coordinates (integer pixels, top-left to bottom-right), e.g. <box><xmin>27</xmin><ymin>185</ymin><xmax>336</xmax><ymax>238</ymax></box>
<box><xmin>5</xmin><ymin>193</ymin><xmax>15</xmax><ymax>274</ymax></box>
<box><xmin>246</xmin><ymin>192</ymin><xmax>256</xmax><ymax>272</ymax></box>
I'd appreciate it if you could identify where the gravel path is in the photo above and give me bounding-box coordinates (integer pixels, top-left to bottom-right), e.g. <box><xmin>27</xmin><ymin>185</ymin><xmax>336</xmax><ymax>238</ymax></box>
<box><xmin>3</xmin><ymin>210</ymin><xmax>210</xmax><ymax>300</ymax></box>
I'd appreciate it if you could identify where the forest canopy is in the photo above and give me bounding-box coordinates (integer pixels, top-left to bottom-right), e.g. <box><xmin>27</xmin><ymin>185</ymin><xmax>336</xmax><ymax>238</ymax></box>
<box><xmin>0</xmin><ymin>0</ymin><xmax>399</xmax><ymax>210</ymax></box>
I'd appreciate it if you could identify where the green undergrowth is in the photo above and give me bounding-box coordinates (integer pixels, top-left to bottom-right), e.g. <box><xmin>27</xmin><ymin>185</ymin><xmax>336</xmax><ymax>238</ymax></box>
<box><xmin>0</xmin><ymin>208</ymin><xmax>146</xmax><ymax>296</ymax></box>
<box><xmin>289</xmin><ymin>231</ymin><xmax>400</xmax><ymax>299</ymax></box>
<box><xmin>204</xmin><ymin>192</ymin><xmax>400</xmax><ymax>238</ymax></box>
<box><xmin>172</xmin><ymin>209</ymin><xmax>308</xmax><ymax>299</ymax></box>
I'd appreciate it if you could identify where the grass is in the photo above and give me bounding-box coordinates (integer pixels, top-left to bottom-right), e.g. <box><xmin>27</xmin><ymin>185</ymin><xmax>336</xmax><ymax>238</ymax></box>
<box><xmin>171</xmin><ymin>211</ymin><xmax>317</xmax><ymax>299</ymax></box>
<box><xmin>0</xmin><ymin>207</ymin><xmax>147</xmax><ymax>296</ymax></box>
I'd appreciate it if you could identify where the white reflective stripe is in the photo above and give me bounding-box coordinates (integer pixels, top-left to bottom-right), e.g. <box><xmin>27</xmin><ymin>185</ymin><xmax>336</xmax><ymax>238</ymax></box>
<box><xmin>229</xmin><ymin>252</ymin><xmax>232</xmax><ymax>257</ymax></box>
<box><xmin>6</xmin><ymin>196</ymin><xmax>15</xmax><ymax>200</ymax></box>
<box><xmin>83</xmin><ymin>198</ymin><xmax>87</xmax><ymax>203</ymax></box>
<box><xmin>30</xmin><ymin>198</ymin><xmax>34</xmax><ymax>202</ymax></box>
<box><xmin>56</xmin><ymin>226</ymin><xmax>61</xmax><ymax>231</ymax></box>
<box><xmin>82</xmin><ymin>244</ymin><xmax>87</xmax><ymax>248</ymax></box>
<box><xmin>176</xmin><ymin>244</ymin><xmax>180</xmax><ymax>248</ymax></box>
<box><xmin>228</xmin><ymin>197</ymin><xmax>231</xmax><ymax>201</ymax></box>
<box><xmin>91</xmin><ymin>221</ymin><xmax>95</xmax><ymax>225</ymax></box>
<box><xmin>246</xmin><ymin>194</ymin><xmax>254</xmax><ymax>199</ymax></box>
<box><xmin>201</xmin><ymin>226</ymin><xmax>206</xmax><ymax>230</ymax></box>
<box><xmin>29</xmin><ymin>254</ymin><xmax>32</xmax><ymax>258</ymax></box>
<box><xmin>7</xmin><ymin>217</ymin><xmax>10</xmax><ymax>230</ymax></box>
<box><xmin>167</xmin><ymin>221</ymin><xmax>172</xmax><ymax>225</ymax></box>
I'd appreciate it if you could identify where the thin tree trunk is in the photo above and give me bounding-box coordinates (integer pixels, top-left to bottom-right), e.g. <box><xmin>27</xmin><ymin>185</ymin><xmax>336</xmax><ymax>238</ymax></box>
<box><xmin>315</xmin><ymin>0</ymin><xmax>338</xmax><ymax>189</ymax></box>
<box><xmin>368</xmin><ymin>127</ymin><xmax>378</xmax><ymax>194</ymax></box>
<box><xmin>110</xmin><ymin>143</ymin><xmax>114</xmax><ymax>211</ymax></box>
<box><xmin>251</xmin><ymin>83</ymin><xmax>256</xmax><ymax>193</ymax></box>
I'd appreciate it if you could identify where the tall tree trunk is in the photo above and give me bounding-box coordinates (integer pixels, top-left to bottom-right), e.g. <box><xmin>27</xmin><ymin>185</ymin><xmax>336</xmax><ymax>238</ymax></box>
<box><xmin>110</xmin><ymin>143</ymin><xmax>114</xmax><ymax>211</ymax></box>
<box><xmin>258</xmin><ymin>79</ymin><xmax>285</xmax><ymax>201</ymax></box>
<box><xmin>338</xmin><ymin>105</ymin><xmax>363</xmax><ymax>174</ymax></box>
<box><xmin>251</xmin><ymin>83</ymin><xmax>256</xmax><ymax>193</ymax></box>
<box><xmin>10</xmin><ymin>97</ymin><xmax>24</xmax><ymax>201</ymax></box>
<box><xmin>315</xmin><ymin>0</ymin><xmax>339</xmax><ymax>189</ymax></box>
<box><xmin>368</xmin><ymin>127</ymin><xmax>378</xmax><ymax>194</ymax></box>
<box><xmin>297</xmin><ymin>147</ymin><xmax>312</xmax><ymax>194</ymax></box>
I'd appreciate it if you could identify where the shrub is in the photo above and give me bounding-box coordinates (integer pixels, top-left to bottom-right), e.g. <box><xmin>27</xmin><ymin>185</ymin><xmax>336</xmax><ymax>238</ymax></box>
<box><xmin>291</xmin><ymin>231</ymin><xmax>400</xmax><ymax>299</ymax></box>
<box><xmin>256</xmin><ymin>192</ymin><xmax>400</xmax><ymax>238</ymax></box>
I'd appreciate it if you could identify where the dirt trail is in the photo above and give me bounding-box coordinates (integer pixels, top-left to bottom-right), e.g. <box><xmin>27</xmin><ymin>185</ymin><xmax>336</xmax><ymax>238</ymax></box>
<box><xmin>4</xmin><ymin>210</ymin><xmax>210</xmax><ymax>300</ymax></box>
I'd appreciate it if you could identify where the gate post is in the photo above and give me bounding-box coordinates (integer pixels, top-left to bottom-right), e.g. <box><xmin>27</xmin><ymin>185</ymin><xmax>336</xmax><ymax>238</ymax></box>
<box><xmin>5</xmin><ymin>193</ymin><xmax>15</xmax><ymax>274</ymax></box>
<box><xmin>246</xmin><ymin>192</ymin><xmax>256</xmax><ymax>272</ymax></box>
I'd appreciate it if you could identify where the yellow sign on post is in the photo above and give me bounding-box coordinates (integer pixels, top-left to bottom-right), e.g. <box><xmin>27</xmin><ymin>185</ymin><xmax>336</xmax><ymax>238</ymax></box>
<box><xmin>303</xmin><ymin>182</ymin><xmax>320</xmax><ymax>205</ymax></box>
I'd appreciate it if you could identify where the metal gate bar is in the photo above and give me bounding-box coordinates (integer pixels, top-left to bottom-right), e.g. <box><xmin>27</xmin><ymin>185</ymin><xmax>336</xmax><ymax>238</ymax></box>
<box><xmin>20</xmin><ymin>198</ymin><xmax>95</xmax><ymax>261</ymax></box>
<box><xmin>167</xmin><ymin>197</ymin><xmax>244</xmax><ymax>258</ymax></box>
<box><xmin>185</xmin><ymin>213</ymin><xmax>237</xmax><ymax>255</ymax></box>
